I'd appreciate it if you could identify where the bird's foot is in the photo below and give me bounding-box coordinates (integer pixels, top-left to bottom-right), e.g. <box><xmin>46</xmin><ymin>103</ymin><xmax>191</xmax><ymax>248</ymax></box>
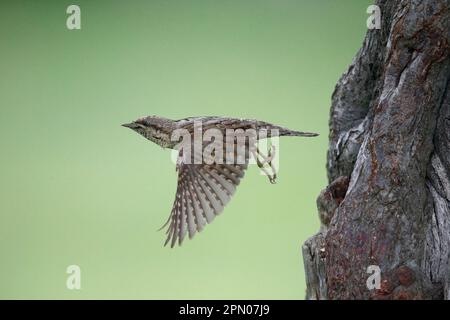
<box><xmin>253</xmin><ymin>146</ymin><xmax>277</xmax><ymax>184</ymax></box>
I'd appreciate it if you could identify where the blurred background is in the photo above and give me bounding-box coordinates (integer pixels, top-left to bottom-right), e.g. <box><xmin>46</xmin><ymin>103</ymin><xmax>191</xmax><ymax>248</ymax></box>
<box><xmin>0</xmin><ymin>0</ymin><xmax>371</xmax><ymax>299</ymax></box>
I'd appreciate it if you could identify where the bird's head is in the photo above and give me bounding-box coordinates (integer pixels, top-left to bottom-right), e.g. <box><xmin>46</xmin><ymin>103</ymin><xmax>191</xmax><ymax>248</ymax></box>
<box><xmin>122</xmin><ymin>116</ymin><xmax>175</xmax><ymax>148</ymax></box>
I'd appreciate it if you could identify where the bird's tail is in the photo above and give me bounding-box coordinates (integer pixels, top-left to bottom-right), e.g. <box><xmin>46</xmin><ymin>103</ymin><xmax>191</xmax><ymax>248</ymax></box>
<box><xmin>280</xmin><ymin>129</ymin><xmax>319</xmax><ymax>137</ymax></box>
<box><xmin>254</xmin><ymin>120</ymin><xmax>319</xmax><ymax>138</ymax></box>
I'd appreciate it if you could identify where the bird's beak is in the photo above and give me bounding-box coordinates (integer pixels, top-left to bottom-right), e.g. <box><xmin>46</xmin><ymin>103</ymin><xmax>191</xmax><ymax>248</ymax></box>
<box><xmin>122</xmin><ymin>122</ymin><xmax>135</xmax><ymax>129</ymax></box>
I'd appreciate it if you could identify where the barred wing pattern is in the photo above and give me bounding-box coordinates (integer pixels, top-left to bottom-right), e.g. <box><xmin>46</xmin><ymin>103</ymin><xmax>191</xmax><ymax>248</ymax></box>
<box><xmin>162</xmin><ymin>161</ymin><xmax>248</xmax><ymax>247</ymax></box>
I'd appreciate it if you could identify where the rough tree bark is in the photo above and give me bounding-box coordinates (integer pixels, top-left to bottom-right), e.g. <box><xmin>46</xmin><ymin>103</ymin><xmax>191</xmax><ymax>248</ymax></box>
<box><xmin>303</xmin><ymin>0</ymin><xmax>450</xmax><ymax>299</ymax></box>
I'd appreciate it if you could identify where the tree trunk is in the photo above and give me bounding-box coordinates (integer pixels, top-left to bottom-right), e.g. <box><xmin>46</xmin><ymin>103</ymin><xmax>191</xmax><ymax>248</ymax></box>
<box><xmin>303</xmin><ymin>0</ymin><xmax>450</xmax><ymax>300</ymax></box>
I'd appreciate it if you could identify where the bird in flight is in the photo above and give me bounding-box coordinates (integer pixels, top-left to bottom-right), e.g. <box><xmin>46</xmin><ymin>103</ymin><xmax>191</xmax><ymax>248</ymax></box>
<box><xmin>123</xmin><ymin>116</ymin><xmax>318</xmax><ymax>247</ymax></box>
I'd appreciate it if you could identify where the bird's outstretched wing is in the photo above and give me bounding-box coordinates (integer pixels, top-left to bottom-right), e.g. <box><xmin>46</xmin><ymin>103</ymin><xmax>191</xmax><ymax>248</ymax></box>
<box><xmin>161</xmin><ymin>161</ymin><xmax>248</xmax><ymax>247</ymax></box>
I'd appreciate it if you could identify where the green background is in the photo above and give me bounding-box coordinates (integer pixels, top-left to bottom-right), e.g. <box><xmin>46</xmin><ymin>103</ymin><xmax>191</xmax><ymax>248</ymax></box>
<box><xmin>0</xmin><ymin>0</ymin><xmax>371</xmax><ymax>299</ymax></box>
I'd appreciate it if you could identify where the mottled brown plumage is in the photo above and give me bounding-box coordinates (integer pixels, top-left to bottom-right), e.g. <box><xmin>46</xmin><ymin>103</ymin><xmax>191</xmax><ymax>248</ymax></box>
<box><xmin>123</xmin><ymin>116</ymin><xmax>318</xmax><ymax>247</ymax></box>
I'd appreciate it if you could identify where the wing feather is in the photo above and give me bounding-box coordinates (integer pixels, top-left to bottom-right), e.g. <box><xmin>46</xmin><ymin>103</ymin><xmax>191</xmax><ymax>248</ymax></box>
<box><xmin>163</xmin><ymin>161</ymin><xmax>247</xmax><ymax>247</ymax></box>
<box><xmin>185</xmin><ymin>172</ymin><xmax>206</xmax><ymax>232</ymax></box>
<box><xmin>184</xmin><ymin>183</ymin><xmax>196</xmax><ymax>240</ymax></box>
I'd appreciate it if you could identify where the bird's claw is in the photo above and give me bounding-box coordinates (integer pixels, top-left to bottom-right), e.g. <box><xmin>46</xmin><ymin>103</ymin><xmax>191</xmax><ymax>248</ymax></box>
<box><xmin>253</xmin><ymin>145</ymin><xmax>277</xmax><ymax>184</ymax></box>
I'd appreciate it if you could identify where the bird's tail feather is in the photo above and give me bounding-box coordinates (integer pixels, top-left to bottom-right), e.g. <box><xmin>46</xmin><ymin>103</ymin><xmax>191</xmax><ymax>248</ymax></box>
<box><xmin>279</xmin><ymin>129</ymin><xmax>319</xmax><ymax>137</ymax></box>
